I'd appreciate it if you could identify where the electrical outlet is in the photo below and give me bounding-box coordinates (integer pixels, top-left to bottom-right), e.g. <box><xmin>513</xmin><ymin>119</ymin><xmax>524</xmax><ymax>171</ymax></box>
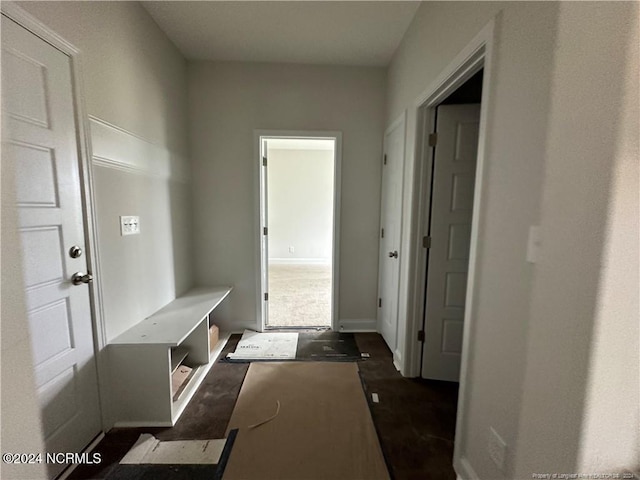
<box><xmin>288</xmin><ymin>246</ymin><xmax>295</xmax><ymax>254</ymax></box>
<box><xmin>120</xmin><ymin>216</ymin><xmax>140</xmax><ymax>236</ymax></box>
<box><xmin>488</xmin><ymin>427</ymin><xmax>507</xmax><ymax>471</ymax></box>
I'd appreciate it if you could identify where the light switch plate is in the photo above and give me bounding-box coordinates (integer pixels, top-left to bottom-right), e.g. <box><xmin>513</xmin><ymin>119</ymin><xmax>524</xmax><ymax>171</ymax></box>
<box><xmin>120</xmin><ymin>216</ymin><xmax>140</xmax><ymax>236</ymax></box>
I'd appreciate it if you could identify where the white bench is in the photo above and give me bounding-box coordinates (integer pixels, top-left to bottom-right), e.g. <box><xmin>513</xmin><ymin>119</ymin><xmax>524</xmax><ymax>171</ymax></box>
<box><xmin>108</xmin><ymin>286</ymin><xmax>232</xmax><ymax>426</ymax></box>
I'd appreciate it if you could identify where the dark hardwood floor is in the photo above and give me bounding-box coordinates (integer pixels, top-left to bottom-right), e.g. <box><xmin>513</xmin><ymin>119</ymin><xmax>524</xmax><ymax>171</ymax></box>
<box><xmin>68</xmin><ymin>333</ymin><xmax>458</xmax><ymax>480</ymax></box>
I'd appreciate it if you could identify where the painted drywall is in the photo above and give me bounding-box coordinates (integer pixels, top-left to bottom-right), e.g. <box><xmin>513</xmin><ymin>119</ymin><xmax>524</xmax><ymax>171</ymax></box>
<box><xmin>91</xmin><ymin>163</ymin><xmax>192</xmax><ymax>341</ymax></box>
<box><xmin>17</xmin><ymin>1</ymin><xmax>188</xmax><ymax>155</ymax></box>
<box><xmin>267</xmin><ymin>148</ymin><xmax>334</xmax><ymax>263</ymax></box>
<box><xmin>515</xmin><ymin>2</ymin><xmax>639</xmax><ymax>476</ymax></box>
<box><xmin>388</xmin><ymin>1</ymin><xmax>638</xmax><ymax>478</ymax></box>
<box><xmin>189</xmin><ymin>61</ymin><xmax>386</xmax><ymax>331</ymax></box>
<box><xmin>387</xmin><ymin>2</ymin><xmax>556</xmax><ymax>477</ymax></box>
<box><xmin>1</xmin><ymin>133</ymin><xmax>48</xmax><ymax>480</ymax></box>
<box><xmin>18</xmin><ymin>1</ymin><xmax>194</xmax><ymax>343</ymax></box>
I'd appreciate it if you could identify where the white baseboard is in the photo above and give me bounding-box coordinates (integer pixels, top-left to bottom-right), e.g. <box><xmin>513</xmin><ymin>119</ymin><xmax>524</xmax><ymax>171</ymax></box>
<box><xmin>57</xmin><ymin>432</ymin><xmax>105</xmax><ymax>480</ymax></box>
<box><xmin>455</xmin><ymin>456</ymin><xmax>479</xmax><ymax>480</ymax></box>
<box><xmin>338</xmin><ymin>318</ymin><xmax>377</xmax><ymax>332</ymax></box>
<box><xmin>269</xmin><ymin>258</ymin><xmax>331</xmax><ymax>265</ymax></box>
<box><xmin>393</xmin><ymin>348</ymin><xmax>406</xmax><ymax>375</ymax></box>
<box><xmin>113</xmin><ymin>420</ymin><xmax>173</xmax><ymax>428</ymax></box>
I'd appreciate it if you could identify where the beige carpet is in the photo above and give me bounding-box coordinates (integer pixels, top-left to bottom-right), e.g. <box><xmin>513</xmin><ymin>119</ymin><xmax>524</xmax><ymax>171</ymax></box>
<box><xmin>267</xmin><ymin>263</ymin><xmax>331</xmax><ymax>327</ymax></box>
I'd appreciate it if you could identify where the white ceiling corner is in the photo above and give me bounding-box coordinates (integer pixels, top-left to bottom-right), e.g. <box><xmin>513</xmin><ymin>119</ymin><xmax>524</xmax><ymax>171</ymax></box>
<box><xmin>142</xmin><ymin>1</ymin><xmax>422</xmax><ymax>66</ymax></box>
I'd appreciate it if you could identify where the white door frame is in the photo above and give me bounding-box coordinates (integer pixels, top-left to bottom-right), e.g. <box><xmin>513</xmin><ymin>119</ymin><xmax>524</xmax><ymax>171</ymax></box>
<box><xmin>377</xmin><ymin>111</ymin><xmax>406</xmax><ymax>365</ymax></box>
<box><xmin>254</xmin><ymin>130</ymin><xmax>342</xmax><ymax>332</ymax></box>
<box><xmin>1</xmin><ymin>2</ymin><xmax>110</xmax><ymax>430</ymax></box>
<box><xmin>400</xmin><ymin>17</ymin><xmax>497</xmax><ymax>478</ymax></box>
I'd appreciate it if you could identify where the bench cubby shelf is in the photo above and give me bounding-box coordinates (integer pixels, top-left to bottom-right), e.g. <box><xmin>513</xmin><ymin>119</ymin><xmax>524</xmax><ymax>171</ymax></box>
<box><xmin>108</xmin><ymin>286</ymin><xmax>232</xmax><ymax>427</ymax></box>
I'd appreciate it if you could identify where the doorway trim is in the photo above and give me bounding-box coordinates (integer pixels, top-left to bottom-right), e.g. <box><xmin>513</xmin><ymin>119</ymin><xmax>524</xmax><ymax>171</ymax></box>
<box><xmin>402</xmin><ymin>17</ymin><xmax>497</xmax><ymax>479</ymax></box>
<box><xmin>253</xmin><ymin>130</ymin><xmax>342</xmax><ymax>332</ymax></box>
<box><xmin>1</xmin><ymin>2</ymin><xmax>110</xmax><ymax>430</ymax></box>
<box><xmin>377</xmin><ymin>111</ymin><xmax>407</xmax><ymax>367</ymax></box>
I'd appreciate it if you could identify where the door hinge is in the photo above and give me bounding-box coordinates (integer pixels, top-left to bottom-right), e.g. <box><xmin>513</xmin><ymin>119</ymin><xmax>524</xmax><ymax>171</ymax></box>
<box><xmin>263</xmin><ymin>226</ymin><xmax>268</xmax><ymax>235</ymax></box>
<box><xmin>262</xmin><ymin>156</ymin><xmax>267</xmax><ymax>167</ymax></box>
<box><xmin>383</xmin><ymin>154</ymin><xmax>387</xmax><ymax>165</ymax></box>
<box><xmin>264</xmin><ymin>292</ymin><xmax>269</xmax><ymax>301</ymax></box>
<box><xmin>378</xmin><ymin>298</ymin><xmax>382</xmax><ymax>308</ymax></box>
<box><xmin>418</xmin><ymin>330</ymin><xmax>425</xmax><ymax>342</ymax></box>
<box><xmin>422</xmin><ymin>236</ymin><xmax>432</xmax><ymax>248</ymax></box>
<box><xmin>428</xmin><ymin>133</ymin><xmax>438</xmax><ymax>147</ymax></box>
<box><xmin>381</xmin><ymin>228</ymin><xmax>385</xmax><ymax>239</ymax></box>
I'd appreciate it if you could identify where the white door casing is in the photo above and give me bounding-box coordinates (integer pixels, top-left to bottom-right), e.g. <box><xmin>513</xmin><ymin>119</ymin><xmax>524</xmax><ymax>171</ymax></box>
<box><xmin>1</xmin><ymin>16</ymin><xmax>102</xmax><ymax>477</ymax></box>
<box><xmin>377</xmin><ymin>116</ymin><xmax>405</xmax><ymax>354</ymax></box>
<box><xmin>256</xmin><ymin>132</ymin><xmax>342</xmax><ymax>332</ymax></box>
<box><xmin>260</xmin><ymin>139</ymin><xmax>270</xmax><ymax>325</ymax></box>
<box><xmin>422</xmin><ymin>104</ymin><xmax>480</xmax><ymax>382</ymax></box>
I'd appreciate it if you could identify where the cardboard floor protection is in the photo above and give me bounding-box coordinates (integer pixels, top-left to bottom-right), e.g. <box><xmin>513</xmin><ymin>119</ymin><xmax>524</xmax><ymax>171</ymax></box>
<box><xmin>120</xmin><ymin>434</ymin><xmax>225</xmax><ymax>465</ymax></box>
<box><xmin>221</xmin><ymin>362</ymin><xmax>390</xmax><ymax>480</ymax></box>
<box><xmin>226</xmin><ymin>330</ymin><xmax>298</xmax><ymax>360</ymax></box>
<box><xmin>224</xmin><ymin>331</ymin><xmax>361</xmax><ymax>363</ymax></box>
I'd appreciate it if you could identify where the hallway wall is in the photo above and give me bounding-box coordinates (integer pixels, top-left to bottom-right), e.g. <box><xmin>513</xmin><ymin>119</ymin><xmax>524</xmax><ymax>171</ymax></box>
<box><xmin>387</xmin><ymin>3</ymin><xmax>556</xmax><ymax>476</ymax></box>
<box><xmin>267</xmin><ymin>148</ymin><xmax>334</xmax><ymax>263</ymax></box>
<box><xmin>19</xmin><ymin>1</ymin><xmax>194</xmax><ymax>341</ymax></box>
<box><xmin>189</xmin><ymin>61</ymin><xmax>386</xmax><ymax>332</ymax></box>
<box><xmin>387</xmin><ymin>1</ymin><xmax>638</xmax><ymax>477</ymax></box>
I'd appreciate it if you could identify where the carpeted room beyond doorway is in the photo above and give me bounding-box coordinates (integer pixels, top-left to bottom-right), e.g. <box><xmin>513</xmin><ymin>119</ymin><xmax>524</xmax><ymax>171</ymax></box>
<box><xmin>267</xmin><ymin>263</ymin><xmax>332</xmax><ymax>328</ymax></box>
<box><xmin>68</xmin><ymin>333</ymin><xmax>459</xmax><ymax>480</ymax></box>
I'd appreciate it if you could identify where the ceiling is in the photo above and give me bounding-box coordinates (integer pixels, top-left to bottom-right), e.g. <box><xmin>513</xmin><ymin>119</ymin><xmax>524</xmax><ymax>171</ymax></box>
<box><xmin>142</xmin><ymin>1</ymin><xmax>422</xmax><ymax>66</ymax></box>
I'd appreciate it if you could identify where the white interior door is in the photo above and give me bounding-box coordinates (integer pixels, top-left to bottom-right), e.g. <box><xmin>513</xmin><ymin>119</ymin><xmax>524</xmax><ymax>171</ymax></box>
<box><xmin>421</xmin><ymin>104</ymin><xmax>480</xmax><ymax>382</ymax></box>
<box><xmin>1</xmin><ymin>16</ymin><xmax>102</xmax><ymax>477</ymax></box>
<box><xmin>260</xmin><ymin>139</ymin><xmax>269</xmax><ymax>329</ymax></box>
<box><xmin>377</xmin><ymin>118</ymin><xmax>405</xmax><ymax>353</ymax></box>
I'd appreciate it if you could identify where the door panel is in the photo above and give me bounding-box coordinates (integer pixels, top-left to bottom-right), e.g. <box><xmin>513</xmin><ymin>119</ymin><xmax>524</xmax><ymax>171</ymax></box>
<box><xmin>1</xmin><ymin>16</ymin><xmax>101</xmax><ymax>477</ymax></box>
<box><xmin>421</xmin><ymin>104</ymin><xmax>480</xmax><ymax>382</ymax></box>
<box><xmin>378</xmin><ymin>118</ymin><xmax>405</xmax><ymax>353</ymax></box>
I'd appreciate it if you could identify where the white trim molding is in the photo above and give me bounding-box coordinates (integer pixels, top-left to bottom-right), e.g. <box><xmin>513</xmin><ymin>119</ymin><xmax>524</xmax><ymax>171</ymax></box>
<box><xmin>377</xmin><ymin>110</ymin><xmax>408</xmax><ymax>368</ymax></box>
<box><xmin>339</xmin><ymin>318</ymin><xmax>377</xmax><ymax>332</ymax></box>
<box><xmin>394</xmin><ymin>14</ymin><xmax>498</xmax><ymax>479</ymax></box>
<box><xmin>403</xmin><ymin>17</ymin><xmax>496</xmax><ymax>380</ymax></box>
<box><xmin>268</xmin><ymin>258</ymin><xmax>331</xmax><ymax>265</ymax></box>
<box><xmin>90</xmin><ymin>116</ymin><xmax>190</xmax><ymax>183</ymax></box>
<box><xmin>254</xmin><ymin>130</ymin><xmax>343</xmax><ymax>333</ymax></box>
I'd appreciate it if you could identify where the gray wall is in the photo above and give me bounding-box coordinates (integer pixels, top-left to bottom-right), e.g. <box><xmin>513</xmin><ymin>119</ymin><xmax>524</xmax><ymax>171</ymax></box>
<box><xmin>188</xmin><ymin>61</ymin><xmax>386</xmax><ymax>331</ymax></box>
<box><xmin>19</xmin><ymin>1</ymin><xmax>194</xmax><ymax>341</ymax></box>
<box><xmin>4</xmin><ymin>0</ymin><xmax>193</xmax><ymax>464</ymax></box>
<box><xmin>267</xmin><ymin>148</ymin><xmax>334</xmax><ymax>263</ymax></box>
<box><xmin>387</xmin><ymin>1</ymin><xmax>638</xmax><ymax>477</ymax></box>
<box><xmin>4</xmin><ymin>2</ymin><xmax>636</xmax><ymax>478</ymax></box>
<box><xmin>515</xmin><ymin>2</ymin><xmax>639</xmax><ymax>475</ymax></box>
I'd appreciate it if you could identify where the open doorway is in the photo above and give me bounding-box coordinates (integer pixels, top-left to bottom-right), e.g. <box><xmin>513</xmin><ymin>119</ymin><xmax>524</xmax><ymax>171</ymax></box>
<box><xmin>257</xmin><ymin>133</ymin><xmax>341</xmax><ymax>331</ymax></box>
<box><xmin>420</xmin><ymin>69</ymin><xmax>483</xmax><ymax>382</ymax></box>
<box><xmin>403</xmin><ymin>22</ymin><xmax>495</xmax><ymax>479</ymax></box>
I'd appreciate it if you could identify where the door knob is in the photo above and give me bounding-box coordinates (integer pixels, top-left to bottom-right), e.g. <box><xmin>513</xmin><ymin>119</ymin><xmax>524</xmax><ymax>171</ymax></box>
<box><xmin>388</xmin><ymin>250</ymin><xmax>398</xmax><ymax>258</ymax></box>
<box><xmin>72</xmin><ymin>272</ymin><xmax>93</xmax><ymax>285</ymax></box>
